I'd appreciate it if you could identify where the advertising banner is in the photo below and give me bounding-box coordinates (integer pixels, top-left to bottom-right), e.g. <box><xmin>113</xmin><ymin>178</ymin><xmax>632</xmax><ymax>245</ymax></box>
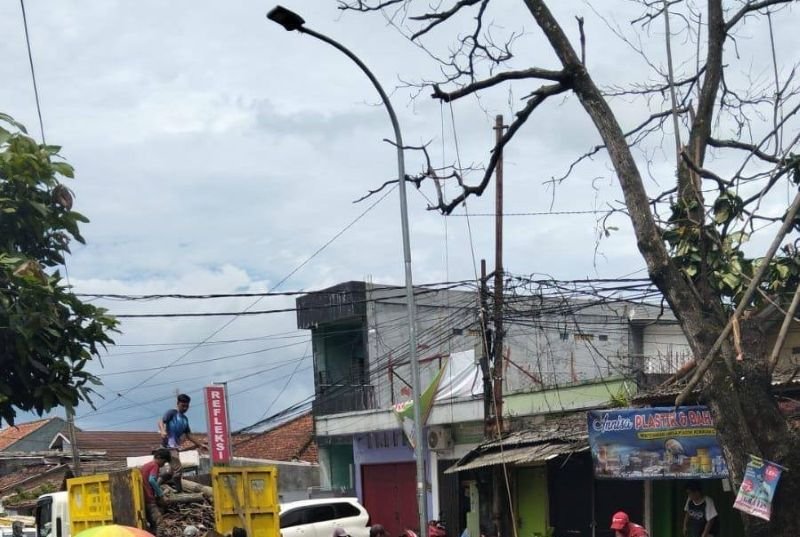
<box><xmin>204</xmin><ymin>385</ymin><xmax>232</xmax><ymax>464</ymax></box>
<box><xmin>733</xmin><ymin>455</ymin><xmax>785</xmax><ymax>521</ymax></box>
<box><xmin>587</xmin><ymin>406</ymin><xmax>728</xmax><ymax>479</ymax></box>
<box><xmin>393</xmin><ymin>360</ymin><xmax>447</xmax><ymax>448</ymax></box>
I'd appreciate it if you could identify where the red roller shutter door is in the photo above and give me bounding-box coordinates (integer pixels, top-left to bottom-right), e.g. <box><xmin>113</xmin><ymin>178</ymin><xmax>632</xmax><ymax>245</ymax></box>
<box><xmin>362</xmin><ymin>462</ymin><xmax>419</xmax><ymax>537</ymax></box>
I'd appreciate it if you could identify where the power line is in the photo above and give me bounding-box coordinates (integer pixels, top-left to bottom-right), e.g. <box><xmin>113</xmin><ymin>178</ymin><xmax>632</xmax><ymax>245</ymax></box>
<box><xmin>96</xmin><ymin>340</ymin><xmax>309</xmax><ymax>378</ymax></box>
<box><xmin>77</xmin><ymin>279</ymin><xmax>474</xmax><ymax>301</ymax></box>
<box><xmin>81</xmin><ymin>184</ymin><xmax>398</xmax><ymax>416</ymax></box>
<box><xmin>448</xmin><ymin>210</ymin><xmax>607</xmax><ymax>217</ymax></box>
<box><xmin>19</xmin><ymin>0</ymin><xmax>45</xmax><ymax>144</ymax></box>
<box><xmin>256</xmin><ymin>342</ymin><xmax>309</xmax><ymax>420</ymax></box>
<box><xmin>100</xmin><ymin>281</ymin><xmax>477</xmax><ymax>318</ymax></box>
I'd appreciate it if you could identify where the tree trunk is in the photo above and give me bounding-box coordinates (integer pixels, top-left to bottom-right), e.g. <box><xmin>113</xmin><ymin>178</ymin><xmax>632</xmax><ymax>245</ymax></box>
<box><xmin>520</xmin><ymin>2</ymin><xmax>800</xmax><ymax>534</ymax></box>
<box><xmin>705</xmin><ymin>321</ymin><xmax>800</xmax><ymax>536</ymax></box>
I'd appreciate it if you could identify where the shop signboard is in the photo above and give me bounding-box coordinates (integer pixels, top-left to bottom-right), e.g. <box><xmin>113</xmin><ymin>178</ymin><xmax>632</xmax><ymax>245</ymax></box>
<box><xmin>587</xmin><ymin>406</ymin><xmax>729</xmax><ymax>479</ymax></box>
<box><xmin>204</xmin><ymin>385</ymin><xmax>232</xmax><ymax>464</ymax></box>
<box><xmin>733</xmin><ymin>455</ymin><xmax>784</xmax><ymax>521</ymax></box>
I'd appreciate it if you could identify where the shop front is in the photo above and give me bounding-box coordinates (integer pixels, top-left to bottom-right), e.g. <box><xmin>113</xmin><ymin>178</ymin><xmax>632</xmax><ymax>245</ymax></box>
<box><xmin>588</xmin><ymin>406</ymin><xmax>745</xmax><ymax>536</ymax></box>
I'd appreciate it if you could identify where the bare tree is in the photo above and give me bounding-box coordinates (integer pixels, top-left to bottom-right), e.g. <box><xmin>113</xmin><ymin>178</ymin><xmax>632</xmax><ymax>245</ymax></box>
<box><xmin>341</xmin><ymin>0</ymin><xmax>800</xmax><ymax>534</ymax></box>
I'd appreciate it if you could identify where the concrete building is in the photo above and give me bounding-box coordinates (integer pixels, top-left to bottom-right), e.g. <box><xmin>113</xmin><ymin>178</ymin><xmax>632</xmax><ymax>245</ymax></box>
<box><xmin>296</xmin><ymin>281</ymin><xmax>691</xmax><ymax>537</ymax></box>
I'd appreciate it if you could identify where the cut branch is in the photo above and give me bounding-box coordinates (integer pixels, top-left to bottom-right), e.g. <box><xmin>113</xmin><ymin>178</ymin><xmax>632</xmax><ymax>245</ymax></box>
<box><xmin>677</xmin><ymin>190</ymin><xmax>800</xmax><ymax>405</ymax></box>
<box><xmin>769</xmin><ymin>283</ymin><xmax>800</xmax><ymax>374</ymax></box>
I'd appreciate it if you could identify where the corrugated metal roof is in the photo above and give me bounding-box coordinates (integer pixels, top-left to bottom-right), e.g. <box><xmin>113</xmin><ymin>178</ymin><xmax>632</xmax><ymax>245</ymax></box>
<box><xmin>444</xmin><ymin>442</ymin><xmax>588</xmax><ymax>473</ymax></box>
<box><xmin>481</xmin><ymin>413</ymin><xmax>588</xmax><ymax>449</ymax></box>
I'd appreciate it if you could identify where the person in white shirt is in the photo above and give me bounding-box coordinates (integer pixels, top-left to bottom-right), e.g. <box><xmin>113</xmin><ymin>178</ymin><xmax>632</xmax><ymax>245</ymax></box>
<box><xmin>683</xmin><ymin>480</ymin><xmax>719</xmax><ymax>537</ymax></box>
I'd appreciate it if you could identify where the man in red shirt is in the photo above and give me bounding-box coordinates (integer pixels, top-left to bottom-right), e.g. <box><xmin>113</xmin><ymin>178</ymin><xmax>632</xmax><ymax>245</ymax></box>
<box><xmin>611</xmin><ymin>511</ymin><xmax>649</xmax><ymax>537</ymax></box>
<box><xmin>140</xmin><ymin>448</ymin><xmax>171</xmax><ymax>533</ymax></box>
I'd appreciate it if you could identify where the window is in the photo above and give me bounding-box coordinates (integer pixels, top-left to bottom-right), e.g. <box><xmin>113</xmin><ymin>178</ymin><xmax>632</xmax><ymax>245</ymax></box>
<box><xmin>280</xmin><ymin>508</ymin><xmax>306</xmax><ymax>528</ymax></box>
<box><xmin>599</xmin><ymin>334</ymin><xmax>608</xmax><ymax>342</ymax></box>
<box><xmin>333</xmin><ymin>502</ymin><xmax>361</xmax><ymax>518</ymax></box>
<box><xmin>307</xmin><ymin>504</ymin><xmax>337</xmax><ymax>524</ymax></box>
<box><xmin>574</xmin><ymin>334</ymin><xmax>594</xmax><ymax>342</ymax></box>
<box><xmin>35</xmin><ymin>497</ymin><xmax>52</xmax><ymax>537</ymax></box>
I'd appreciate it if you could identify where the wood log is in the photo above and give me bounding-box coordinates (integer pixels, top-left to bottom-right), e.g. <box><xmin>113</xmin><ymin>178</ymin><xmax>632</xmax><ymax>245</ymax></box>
<box><xmin>163</xmin><ymin>493</ymin><xmax>206</xmax><ymax>505</ymax></box>
<box><xmin>181</xmin><ymin>479</ymin><xmax>213</xmax><ymax>498</ymax></box>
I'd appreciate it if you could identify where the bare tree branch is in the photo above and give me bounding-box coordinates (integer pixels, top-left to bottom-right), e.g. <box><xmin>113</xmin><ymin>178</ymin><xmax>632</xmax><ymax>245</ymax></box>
<box><xmin>708</xmin><ymin>137</ymin><xmax>782</xmax><ymax>164</ymax></box>
<box><xmin>552</xmin><ymin>107</ymin><xmax>689</xmax><ymax>185</ymax></box>
<box><xmin>435</xmin><ymin>82</ymin><xmax>569</xmax><ymax>213</ymax></box>
<box><xmin>725</xmin><ymin>0</ymin><xmax>797</xmax><ymax>32</ymax></box>
<box><xmin>408</xmin><ymin>0</ymin><xmax>482</xmax><ymax>40</ymax></box>
<box><xmin>430</xmin><ymin>67</ymin><xmax>567</xmax><ymax>102</ymax></box>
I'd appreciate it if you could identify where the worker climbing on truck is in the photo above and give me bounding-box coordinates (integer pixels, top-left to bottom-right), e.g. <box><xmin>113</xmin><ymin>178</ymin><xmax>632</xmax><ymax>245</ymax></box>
<box><xmin>141</xmin><ymin>448</ymin><xmax>171</xmax><ymax>534</ymax></box>
<box><xmin>158</xmin><ymin>393</ymin><xmax>205</xmax><ymax>492</ymax></box>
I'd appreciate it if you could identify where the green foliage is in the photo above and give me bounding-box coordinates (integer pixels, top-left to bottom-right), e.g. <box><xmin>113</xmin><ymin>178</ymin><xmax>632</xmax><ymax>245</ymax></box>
<box><xmin>663</xmin><ymin>190</ymin><xmax>800</xmax><ymax>309</ymax></box>
<box><xmin>609</xmin><ymin>385</ymin><xmax>630</xmax><ymax>408</ymax></box>
<box><xmin>0</xmin><ymin>114</ymin><xmax>117</xmax><ymax>426</ymax></box>
<box><xmin>7</xmin><ymin>482</ymin><xmax>58</xmax><ymax>504</ymax></box>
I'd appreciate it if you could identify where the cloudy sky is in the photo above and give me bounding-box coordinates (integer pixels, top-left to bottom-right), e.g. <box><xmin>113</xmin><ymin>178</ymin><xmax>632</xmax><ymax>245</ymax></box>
<box><xmin>2</xmin><ymin>1</ymin><xmax>796</xmax><ymax>432</ymax></box>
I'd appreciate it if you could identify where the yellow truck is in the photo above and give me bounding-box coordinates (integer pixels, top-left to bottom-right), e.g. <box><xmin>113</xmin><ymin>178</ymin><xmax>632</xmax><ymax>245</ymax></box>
<box><xmin>34</xmin><ymin>466</ymin><xmax>279</xmax><ymax>537</ymax></box>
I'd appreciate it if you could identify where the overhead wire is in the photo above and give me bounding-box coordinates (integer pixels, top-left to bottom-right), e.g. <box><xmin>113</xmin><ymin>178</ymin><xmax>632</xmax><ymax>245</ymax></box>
<box><xmin>80</xmin><ymin>184</ymin><xmax>399</xmax><ymax>416</ymax></box>
<box><xmin>19</xmin><ymin>0</ymin><xmax>45</xmax><ymax>144</ymax></box>
<box><xmin>256</xmin><ymin>341</ymin><xmax>311</xmax><ymax>420</ymax></box>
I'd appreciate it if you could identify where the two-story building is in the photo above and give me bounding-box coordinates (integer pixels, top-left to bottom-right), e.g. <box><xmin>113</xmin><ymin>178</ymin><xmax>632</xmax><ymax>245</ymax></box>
<box><xmin>296</xmin><ymin>280</ymin><xmax>692</xmax><ymax>537</ymax></box>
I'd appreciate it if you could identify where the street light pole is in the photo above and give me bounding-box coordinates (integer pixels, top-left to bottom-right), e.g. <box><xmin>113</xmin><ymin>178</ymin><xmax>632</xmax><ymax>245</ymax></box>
<box><xmin>267</xmin><ymin>7</ymin><xmax>428</xmax><ymax>536</ymax></box>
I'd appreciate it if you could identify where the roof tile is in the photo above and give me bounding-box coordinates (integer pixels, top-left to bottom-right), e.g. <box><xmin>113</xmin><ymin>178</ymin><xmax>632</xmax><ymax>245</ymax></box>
<box><xmin>0</xmin><ymin>419</ymin><xmax>54</xmax><ymax>451</ymax></box>
<box><xmin>232</xmin><ymin>413</ymin><xmax>317</xmax><ymax>463</ymax></box>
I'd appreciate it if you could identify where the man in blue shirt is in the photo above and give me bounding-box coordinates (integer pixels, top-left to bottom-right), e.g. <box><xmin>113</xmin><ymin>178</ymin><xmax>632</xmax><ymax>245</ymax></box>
<box><xmin>158</xmin><ymin>393</ymin><xmax>203</xmax><ymax>492</ymax></box>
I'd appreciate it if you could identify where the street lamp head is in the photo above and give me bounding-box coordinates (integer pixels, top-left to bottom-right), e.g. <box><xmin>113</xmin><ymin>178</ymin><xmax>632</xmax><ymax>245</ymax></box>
<box><xmin>267</xmin><ymin>6</ymin><xmax>305</xmax><ymax>32</ymax></box>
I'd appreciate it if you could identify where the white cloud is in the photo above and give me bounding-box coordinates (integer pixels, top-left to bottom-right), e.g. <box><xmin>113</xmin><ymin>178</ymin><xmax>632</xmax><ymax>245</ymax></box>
<box><xmin>4</xmin><ymin>0</ymin><xmax>795</xmax><ymax>429</ymax></box>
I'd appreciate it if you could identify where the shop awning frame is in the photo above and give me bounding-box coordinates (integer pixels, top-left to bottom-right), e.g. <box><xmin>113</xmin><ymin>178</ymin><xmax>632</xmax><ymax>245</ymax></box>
<box><xmin>444</xmin><ymin>441</ymin><xmax>588</xmax><ymax>473</ymax></box>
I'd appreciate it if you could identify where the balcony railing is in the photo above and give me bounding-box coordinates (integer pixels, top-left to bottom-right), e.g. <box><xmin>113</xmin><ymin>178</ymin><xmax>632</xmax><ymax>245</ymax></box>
<box><xmin>313</xmin><ymin>384</ymin><xmax>375</xmax><ymax>416</ymax></box>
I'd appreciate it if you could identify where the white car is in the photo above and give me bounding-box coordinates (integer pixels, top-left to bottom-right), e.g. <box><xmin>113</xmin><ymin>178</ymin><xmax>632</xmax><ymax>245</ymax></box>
<box><xmin>280</xmin><ymin>498</ymin><xmax>370</xmax><ymax>537</ymax></box>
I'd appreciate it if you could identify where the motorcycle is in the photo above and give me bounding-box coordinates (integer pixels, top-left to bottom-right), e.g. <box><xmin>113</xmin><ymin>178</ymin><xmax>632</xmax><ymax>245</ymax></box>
<box><xmin>428</xmin><ymin>521</ymin><xmax>447</xmax><ymax>537</ymax></box>
<box><xmin>400</xmin><ymin>521</ymin><xmax>446</xmax><ymax>537</ymax></box>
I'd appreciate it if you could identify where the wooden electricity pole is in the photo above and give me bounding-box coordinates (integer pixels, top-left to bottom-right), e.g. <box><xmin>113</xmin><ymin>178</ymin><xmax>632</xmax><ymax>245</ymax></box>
<box><xmin>66</xmin><ymin>405</ymin><xmax>81</xmax><ymax>476</ymax></box>
<box><xmin>479</xmin><ymin>259</ymin><xmax>493</xmax><ymax>437</ymax></box>
<box><xmin>492</xmin><ymin>114</ymin><xmax>506</xmax><ymax>437</ymax></box>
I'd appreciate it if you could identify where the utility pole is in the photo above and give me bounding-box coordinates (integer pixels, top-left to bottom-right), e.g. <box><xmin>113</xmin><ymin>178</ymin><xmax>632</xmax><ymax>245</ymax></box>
<box><xmin>490</xmin><ymin>115</ymin><xmax>507</xmax><ymax>537</ymax></box>
<box><xmin>66</xmin><ymin>405</ymin><xmax>81</xmax><ymax>476</ymax></box>
<box><xmin>492</xmin><ymin>114</ymin><xmax>506</xmax><ymax>437</ymax></box>
<box><xmin>479</xmin><ymin>259</ymin><xmax>493</xmax><ymax>438</ymax></box>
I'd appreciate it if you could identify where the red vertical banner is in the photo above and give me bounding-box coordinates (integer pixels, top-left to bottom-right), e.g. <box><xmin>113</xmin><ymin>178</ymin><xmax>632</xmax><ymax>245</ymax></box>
<box><xmin>204</xmin><ymin>385</ymin><xmax>232</xmax><ymax>464</ymax></box>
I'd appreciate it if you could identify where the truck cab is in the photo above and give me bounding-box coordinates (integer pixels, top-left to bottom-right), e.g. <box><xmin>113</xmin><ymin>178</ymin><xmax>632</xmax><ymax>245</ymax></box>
<box><xmin>34</xmin><ymin>492</ymin><xmax>69</xmax><ymax>537</ymax></box>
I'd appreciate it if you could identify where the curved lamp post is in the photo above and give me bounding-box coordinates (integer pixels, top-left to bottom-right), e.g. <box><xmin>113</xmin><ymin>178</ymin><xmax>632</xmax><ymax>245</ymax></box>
<box><xmin>267</xmin><ymin>6</ymin><xmax>428</xmax><ymax>536</ymax></box>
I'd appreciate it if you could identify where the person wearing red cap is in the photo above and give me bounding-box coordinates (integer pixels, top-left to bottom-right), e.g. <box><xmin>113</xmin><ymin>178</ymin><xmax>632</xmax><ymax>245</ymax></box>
<box><xmin>610</xmin><ymin>511</ymin><xmax>649</xmax><ymax>537</ymax></box>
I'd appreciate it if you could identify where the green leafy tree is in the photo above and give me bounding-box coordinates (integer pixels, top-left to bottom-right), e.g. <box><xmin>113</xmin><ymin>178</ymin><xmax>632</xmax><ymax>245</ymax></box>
<box><xmin>0</xmin><ymin>113</ymin><xmax>117</xmax><ymax>425</ymax></box>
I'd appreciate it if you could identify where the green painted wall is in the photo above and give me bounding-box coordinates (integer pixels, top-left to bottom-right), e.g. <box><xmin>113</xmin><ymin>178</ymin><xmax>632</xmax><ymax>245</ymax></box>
<box><xmin>516</xmin><ymin>467</ymin><xmax>548</xmax><ymax>537</ymax></box>
<box><xmin>505</xmin><ymin>379</ymin><xmax>633</xmax><ymax>416</ymax></box>
<box><xmin>652</xmin><ymin>481</ymin><xmax>676</xmax><ymax>535</ymax></box>
<box><xmin>650</xmin><ymin>480</ymin><xmax>744</xmax><ymax>537</ymax></box>
<box><xmin>329</xmin><ymin>444</ymin><xmax>355</xmax><ymax>489</ymax></box>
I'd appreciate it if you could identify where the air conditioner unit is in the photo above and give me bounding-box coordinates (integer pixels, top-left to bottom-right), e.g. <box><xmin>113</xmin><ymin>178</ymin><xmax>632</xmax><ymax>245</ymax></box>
<box><xmin>427</xmin><ymin>426</ymin><xmax>453</xmax><ymax>451</ymax></box>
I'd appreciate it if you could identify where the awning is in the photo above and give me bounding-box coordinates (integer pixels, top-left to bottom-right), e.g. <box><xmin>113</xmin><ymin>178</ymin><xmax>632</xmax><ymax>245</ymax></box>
<box><xmin>444</xmin><ymin>442</ymin><xmax>587</xmax><ymax>474</ymax></box>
